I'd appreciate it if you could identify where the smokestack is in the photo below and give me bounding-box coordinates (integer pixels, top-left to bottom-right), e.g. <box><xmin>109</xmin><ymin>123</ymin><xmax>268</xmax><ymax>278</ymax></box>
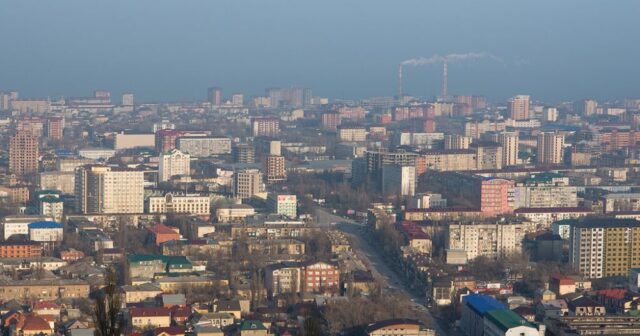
<box><xmin>398</xmin><ymin>64</ymin><xmax>403</xmax><ymax>100</ymax></box>
<box><xmin>442</xmin><ymin>61</ymin><xmax>448</xmax><ymax>98</ymax></box>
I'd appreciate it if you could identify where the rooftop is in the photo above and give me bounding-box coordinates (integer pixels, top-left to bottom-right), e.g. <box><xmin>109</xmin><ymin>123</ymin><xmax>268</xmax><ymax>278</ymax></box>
<box><xmin>484</xmin><ymin>308</ymin><xmax>534</xmax><ymax>332</ymax></box>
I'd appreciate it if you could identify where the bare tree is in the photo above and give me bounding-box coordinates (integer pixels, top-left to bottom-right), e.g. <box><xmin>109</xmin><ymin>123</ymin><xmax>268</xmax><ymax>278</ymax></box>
<box><xmin>93</xmin><ymin>267</ymin><xmax>123</xmax><ymax>336</ymax></box>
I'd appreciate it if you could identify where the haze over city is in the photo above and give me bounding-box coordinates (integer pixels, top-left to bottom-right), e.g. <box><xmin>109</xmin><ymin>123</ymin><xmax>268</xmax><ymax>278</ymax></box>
<box><xmin>1</xmin><ymin>0</ymin><xmax>640</xmax><ymax>102</ymax></box>
<box><xmin>4</xmin><ymin>1</ymin><xmax>640</xmax><ymax>336</ymax></box>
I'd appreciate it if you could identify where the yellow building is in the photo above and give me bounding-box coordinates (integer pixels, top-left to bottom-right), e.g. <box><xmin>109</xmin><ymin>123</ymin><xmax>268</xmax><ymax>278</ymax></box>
<box><xmin>570</xmin><ymin>218</ymin><xmax>640</xmax><ymax>278</ymax></box>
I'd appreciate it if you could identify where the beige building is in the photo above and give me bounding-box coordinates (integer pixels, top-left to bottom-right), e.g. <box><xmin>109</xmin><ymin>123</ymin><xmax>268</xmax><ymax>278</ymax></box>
<box><xmin>114</xmin><ymin>133</ymin><xmax>155</xmax><ymax>150</ymax></box>
<box><xmin>444</xmin><ymin>134</ymin><xmax>472</xmax><ymax>150</ymax></box>
<box><xmin>509</xmin><ymin>95</ymin><xmax>530</xmax><ymax>120</ymax></box>
<box><xmin>56</xmin><ymin>158</ymin><xmax>94</xmax><ymax>172</ymax></box>
<box><xmin>366</xmin><ymin>319</ymin><xmax>435</xmax><ymax>336</ymax></box>
<box><xmin>122</xmin><ymin>283</ymin><xmax>163</xmax><ymax>303</ymax></box>
<box><xmin>159</xmin><ymin>149</ymin><xmax>191</xmax><ymax>182</ymax></box>
<box><xmin>537</xmin><ymin>131</ymin><xmax>565</xmax><ymax>165</ymax></box>
<box><xmin>9</xmin><ymin>130</ymin><xmax>39</xmax><ymax>176</ymax></box>
<box><xmin>75</xmin><ymin>165</ymin><xmax>144</xmax><ymax>214</ymax></box>
<box><xmin>216</xmin><ymin>204</ymin><xmax>256</xmax><ymax>222</ymax></box>
<box><xmin>264</xmin><ymin>262</ymin><xmax>302</xmax><ymax>298</ymax></box>
<box><xmin>338</xmin><ymin>126</ymin><xmax>367</xmax><ymax>142</ymax></box>
<box><xmin>495</xmin><ymin>132</ymin><xmax>519</xmax><ymax>167</ymax></box>
<box><xmin>422</xmin><ymin>150</ymin><xmax>477</xmax><ymax>171</ymax></box>
<box><xmin>0</xmin><ymin>279</ymin><xmax>89</xmax><ymax>301</ymax></box>
<box><xmin>39</xmin><ymin>172</ymin><xmax>75</xmax><ymax>194</ymax></box>
<box><xmin>234</xmin><ymin>169</ymin><xmax>265</xmax><ymax>199</ymax></box>
<box><xmin>446</xmin><ymin>220</ymin><xmax>526</xmax><ymax>261</ymax></box>
<box><xmin>147</xmin><ymin>193</ymin><xmax>210</xmax><ymax>215</ymax></box>
<box><xmin>129</xmin><ymin>307</ymin><xmax>171</xmax><ymax>329</ymax></box>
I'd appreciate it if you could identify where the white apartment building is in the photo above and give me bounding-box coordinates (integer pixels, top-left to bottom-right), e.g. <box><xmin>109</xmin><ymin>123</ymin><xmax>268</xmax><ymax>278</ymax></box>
<box><xmin>75</xmin><ymin>165</ymin><xmax>144</xmax><ymax>214</ymax></box>
<box><xmin>267</xmin><ymin>194</ymin><xmax>297</xmax><ymax>218</ymax></box>
<box><xmin>446</xmin><ymin>221</ymin><xmax>526</xmax><ymax>261</ymax></box>
<box><xmin>147</xmin><ymin>194</ymin><xmax>210</xmax><ymax>215</ymax></box>
<box><xmin>177</xmin><ymin>137</ymin><xmax>231</xmax><ymax>157</ymax></box>
<box><xmin>159</xmin><ymin>149</ymin><xmax>191</xmax><ymax>182</ymax></box>
<box><xmin>382</xmin><ymin>164</ymin><xmax>416</xmax><ymax>197</ymax></box>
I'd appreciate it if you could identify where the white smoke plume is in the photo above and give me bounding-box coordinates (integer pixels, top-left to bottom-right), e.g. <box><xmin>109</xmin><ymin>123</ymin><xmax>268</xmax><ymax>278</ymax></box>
<box><xmin>401</xmin><ymin>52</ymin><xmax>499</xmax><ymax>66</ymax></box>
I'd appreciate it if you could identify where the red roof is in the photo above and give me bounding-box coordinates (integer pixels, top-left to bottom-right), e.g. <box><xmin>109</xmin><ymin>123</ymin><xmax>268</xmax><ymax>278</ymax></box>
<box><xmin>33</xmin><ymin>301</ymin><xmax>60</xmax><ymax>310</ymax></box>
<box><xmin>596</xmin><ymin>289</ymin><xmax>627</xmax><ymax>300</ymax></box>
<box><xmin>154</xmin><ymin>326</ymin><xmax>186</xmax><ymax>336</ymax></box>
<box><xmin>397</xmin><ymin>221</ymin><xmax>431</xmax><ymax>240</ymax></box>
<box><xmin>149</xmin><ymin>224</ymin><xmax>179</xmax><ymax>235</ymax></box>
<box><xmin>514</xmin><ymin>207</ymin><xmax>593</xmax><ymax>214</ymax></box>
<box><xmin>129</xmin><ymin>307</ymin><xmax>171</xmax><ymax>317</ymax></box>
<box><xmin>171</xmin><ymin>306</ymin><xmax>191</xmax><ymax>318</ymax></box>
<box><xmin>21</xmin><ymin>315</ymin><xmax>51</xmax><ymax>331</ymax></box>
<box><xmin>550</xmin><ymin>274</ymin><xmax>575</xmax><ymax>285</ymax></box>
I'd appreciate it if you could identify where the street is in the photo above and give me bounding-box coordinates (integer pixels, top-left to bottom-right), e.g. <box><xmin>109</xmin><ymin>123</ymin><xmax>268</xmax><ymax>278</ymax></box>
<box><xmin>314</xmin><ymin>208</ymin><xmax>450</xmax><ymax>336</ymax></box>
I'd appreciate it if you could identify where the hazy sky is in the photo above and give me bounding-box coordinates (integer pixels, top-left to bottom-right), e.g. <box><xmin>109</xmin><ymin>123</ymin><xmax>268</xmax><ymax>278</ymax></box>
<box><xmin>1</xmin><ymin>0</ymin><xmax>639</xmax><ymax>103</ymax></box>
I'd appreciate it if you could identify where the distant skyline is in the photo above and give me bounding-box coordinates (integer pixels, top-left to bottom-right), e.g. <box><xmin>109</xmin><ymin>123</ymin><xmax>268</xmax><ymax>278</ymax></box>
<box><xmin>1</xmin><ymin>0</ymin><xmax>639</xmax><ymax>103</ymax></box>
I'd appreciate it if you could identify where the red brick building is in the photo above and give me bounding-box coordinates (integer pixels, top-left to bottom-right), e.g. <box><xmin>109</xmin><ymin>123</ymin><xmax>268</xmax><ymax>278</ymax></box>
<box><xmin>156</xmin><ymin>130</ymin><xmax>187</xmax><ymax>153</ymax></box>
<box><xmin>0</xmin><ymin>242</ymin><xmax>42</xmax><ymax>258</ymax></box>
<box><xmin>301</xmin><ymin>261</ymin><xmax>340</xmax><ymax>294</ymax></box>
<box><xmin>148</xmin><ymin>224</ymin><xmax>181</xmax><ymax>246</ymax></box>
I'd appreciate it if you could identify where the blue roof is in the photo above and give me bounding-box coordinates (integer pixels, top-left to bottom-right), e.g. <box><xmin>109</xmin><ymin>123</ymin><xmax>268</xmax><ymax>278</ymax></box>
<box><xmin>28</xmin><ymin>221</ymin><xmax>63</xmax><ymax>229</ymax></box>
<box><xmin>464</xmin><ymin>294</ymin><xmax>504</xmax><ymax>316</ymax></box>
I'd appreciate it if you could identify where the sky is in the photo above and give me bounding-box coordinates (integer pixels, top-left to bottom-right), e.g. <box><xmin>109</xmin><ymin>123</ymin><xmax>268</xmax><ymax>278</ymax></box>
<box><xmin>1</xmin><ymin>0</ymin><xmax>639</xmax><ymax>103</ymax></box>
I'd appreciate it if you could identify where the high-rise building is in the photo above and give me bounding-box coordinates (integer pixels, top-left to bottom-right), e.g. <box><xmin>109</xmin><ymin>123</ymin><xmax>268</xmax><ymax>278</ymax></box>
<box><xmin>46</xmin><ymin>116</ymin><xmax>64</xmax><ymax>140</ymax></box>
<box><xmin>537</xmin><ymin>131</ymin><xmax>565</xmax><ymax>165</ymax></box>
<box><xmin>495</xmin><ymin>132</ymin><xmax>519</xmax><ymax>167</ymax></box>
<box><xmin>569</xmin><ymin>218</ymin><xmax>640</xmax><ymax>278</ymax></box>
<box><xmin>575</xmin><ymin>99</ymin><xmax>598</xmax><ymax>116</ymax></box>
<box><xmin>75</xmin><ymin>165</ymin><xmax>144</xmax><ymax>214</ymax></box>
<box><xmin>321</xmin><ymin>112</ymin><xmax>341</xmax><ymax>131</ymax></box>
<box><xmin>265</xmin><ymin>155</ymin><xmax>286</xmax><ymax>183</ymax></box>
<box><xmin>365</xmin><ymin>150</ymin><xmax>418</xmax><ymax>189</ymax></box>
<box><xmin>479</xmin><ymin>178</ymin><xmax>515</xmax><ymax>216</ymax></box>
<box><xmin>508</xmin><ymin>95</ymin><xmax>530</xmax><ymax>120</ymax></box>
<box><xmin>9</xmin><ymin>131</ymin><xmax>39</xmax><ymax>176</ymax></box>
<box><xmin>234</xmin><ymin>169</ymin><xmax>264</xmax><ymax>199</ymax></box>
<box><xmin>122</xmin><ymin>93</ymin><xmax>134</xmax><ymax>106</ymax></box>
<box><xmin>207</xmin><ymin>87</ymin><xmax>222</xmax><ymax>107</ymax></box>
<box><xmin>232</xmin><ymin>144</ymin><xmax>255</xmax><ymax>163</ymax></box>
<box><xmin>446</xmin><ymin>220</ymin><xmax>526</xmax><ymax>261</ymax></box>
<box><xmin>231</xmin><ymin>93</ymin><xmax>244</xmax><ymax>106</ymax></box>
<box><xmin>159</xmin><ymin>149</ymin><xmax>191</xmax><ymax>182</ymax></box>
<box><xmin>267</xmin><ymin>194</ymin><xmax>297</xmax><ymax>218</ymax></box>
<box><xmin>251</xmin><ymin>117</ymin><xmax>280</xmax><ymax>137</ymax></box>
<box><xmin>542</xmin><ymin>107</ymin><xmax>558</xmax><ymax>122</ymax></box>
<box><xmin>444</xmin><ymin>134</ymin><xmax>472</xmax><ymax>150</ymax></box>
<box><xmin>381</xmin><ymin>164</ymin><xmax>416</xmax><ymax>197</ymax></box>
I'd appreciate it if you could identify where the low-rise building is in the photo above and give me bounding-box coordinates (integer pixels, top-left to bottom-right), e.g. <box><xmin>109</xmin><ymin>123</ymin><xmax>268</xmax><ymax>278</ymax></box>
<box><xmin>147</xmin><ymin>194</ymin><xmax>210</xmax><ymax>216</ymax></box>
<box><xmin>129</xmin><ymin>307</ymin><xmax>171</xmax><ymax>329</ymax></box>
<box><xmin>366</xmin><ymin>319</ymin><xmax>435</xmax><ymax>336</ymax></box>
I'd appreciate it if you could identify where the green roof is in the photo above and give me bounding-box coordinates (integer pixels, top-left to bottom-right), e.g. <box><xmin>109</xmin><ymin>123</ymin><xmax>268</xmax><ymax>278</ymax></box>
<box><xmin>484</xmin><ymin>309</ymin><xmax>534</xmax><ymax>332</ymax></box>
<box><xmin>127</xmin><ymin>254</ymin><xmax>191</xmax><ymax>267</ymax></box>
<box><xmin>240</xmin><ymin>320</ymin><xmax>266</xmax><ymax>331</ymax></box>
<box><xmin>526</xmin><ymin>172</ymin><xmax>564</xmax><ymax>183</ymax></box>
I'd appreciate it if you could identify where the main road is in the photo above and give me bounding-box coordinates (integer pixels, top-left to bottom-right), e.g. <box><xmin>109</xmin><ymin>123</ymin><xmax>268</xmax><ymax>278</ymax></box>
<box><xmin>314</xmin><ymin>207</ymin><xmax>450</xmax><ymax>336</ymax></box>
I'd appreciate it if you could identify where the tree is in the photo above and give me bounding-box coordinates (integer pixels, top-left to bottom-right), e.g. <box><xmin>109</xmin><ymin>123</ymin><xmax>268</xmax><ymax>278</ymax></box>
<box><xmin>93</xmin><ymin>267</ymin><xmax>123</xmax><ymax>336</ymax></box>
